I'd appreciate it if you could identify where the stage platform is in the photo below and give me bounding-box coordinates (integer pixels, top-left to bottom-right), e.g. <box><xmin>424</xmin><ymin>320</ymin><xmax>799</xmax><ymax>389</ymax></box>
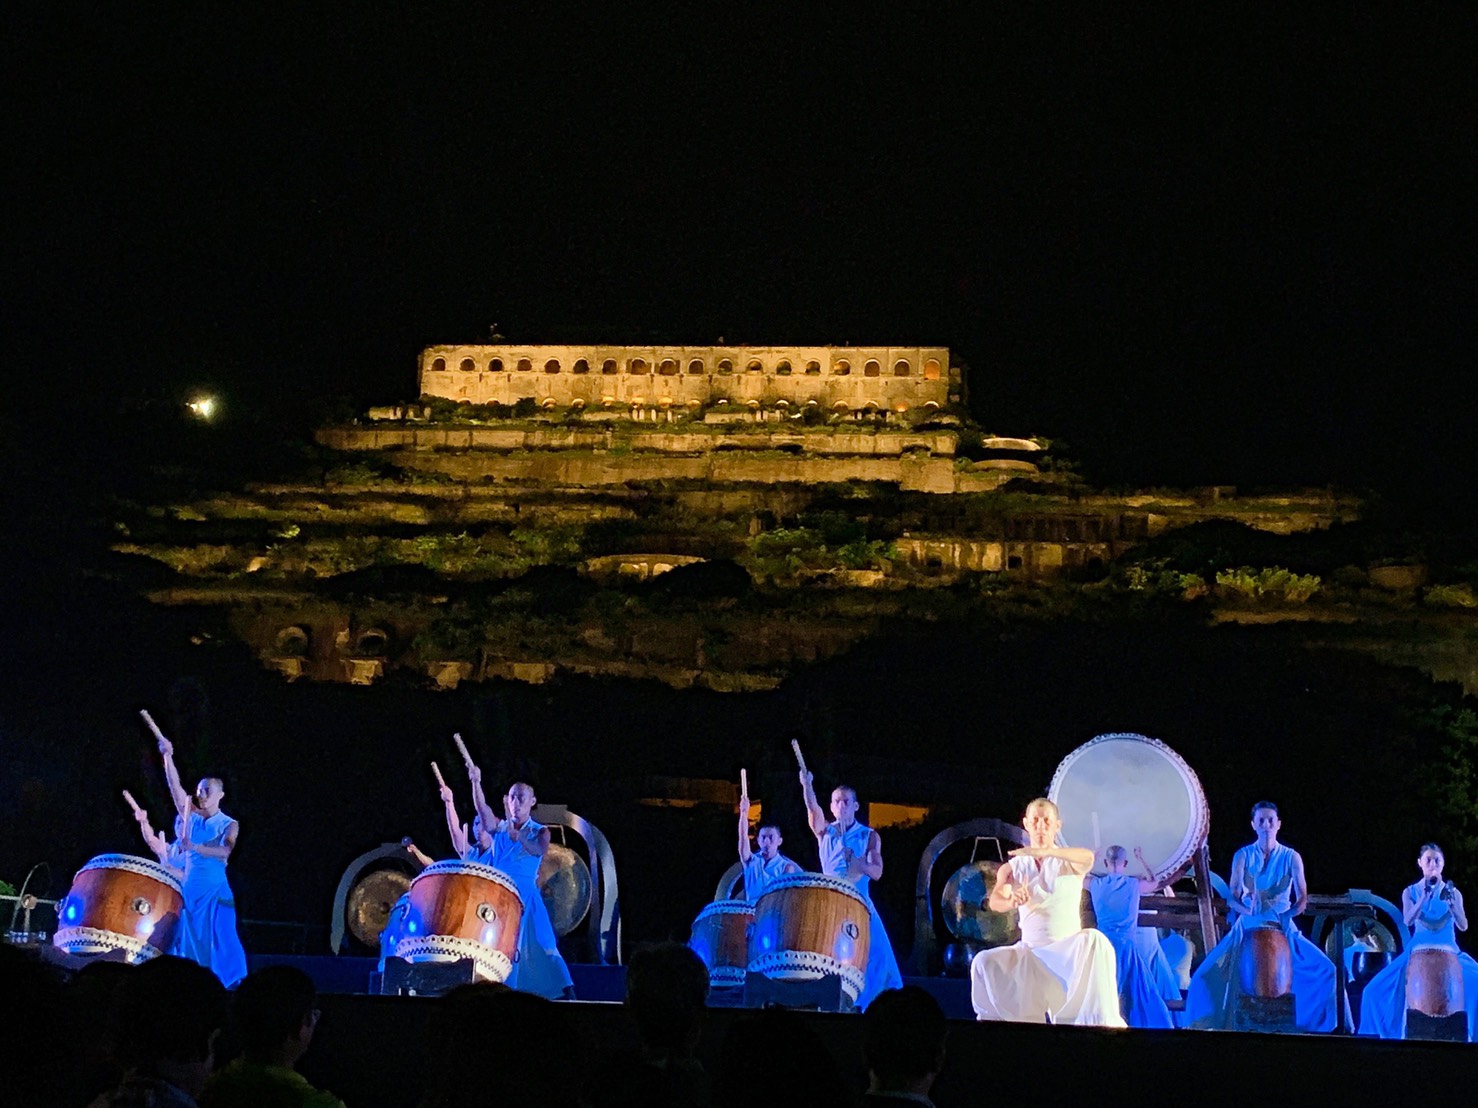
<box><xmin>249</xmin><ymin>957</ymin><xmax>1475</xmax><ymax>1107</ymax></box>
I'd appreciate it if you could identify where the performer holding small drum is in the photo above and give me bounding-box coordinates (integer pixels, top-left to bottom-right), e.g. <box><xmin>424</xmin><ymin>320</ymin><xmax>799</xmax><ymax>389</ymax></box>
<box><xmin>142</xmin><ymin>710</ymin><xmax>247</xmax><ymax>988</ymax></box>
<box><xmin>457</xmin><ymin>737</ymin><xmax>576</xmax><ymax>999</ymax></box>
<box><xmin>969</xmin><ymin>798</ymin><xmax>1126</xmax><ymax>1026</ymax></box>
<box><xmin>796</xmin><ymin>742</ymin><xmax>903</xmax><ymax>1010</ymax></box>
<box><xmin>739</xmin><ymin>770</ymin><xmax>801</xmax><ymax>901</ymax></box>
<box><xmin>1358</xmin><ymin>842</ymin><xmax>1477</xmax><ymax>1039</ymax></box>
<box><xmin>1186</xmin><ymin>801</ymin><xmax>1336</xmax><ymax>1032</ymax></box>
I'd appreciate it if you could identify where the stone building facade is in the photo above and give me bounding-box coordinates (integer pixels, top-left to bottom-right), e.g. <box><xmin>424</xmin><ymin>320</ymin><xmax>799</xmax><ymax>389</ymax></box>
<box><xmin>417</xmin><ymin>344</ymin><xmax>960</xmax><ymax>414</ymax></box>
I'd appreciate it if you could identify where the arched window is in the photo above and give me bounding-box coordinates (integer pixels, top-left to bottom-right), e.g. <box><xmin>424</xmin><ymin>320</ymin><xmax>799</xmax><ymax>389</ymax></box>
<box><xmin>746</xmin><ymin>359</ymin><xmax>763</xmax><ymax>373</ymax></box>
<box><xmin>572</xmin><ymin>359</ymin><xmax>590</xmax><ymax>375</ymax></box>
<box><xmin>431</xmin><ymin>357</ymin><xmax>447</xmax><ymax>373</ymax></box>
<box><xmin>602</xmin><ymin>359</ymin><xmax>618</xmax><ymax>375</ymax></box>
<box><xmin>489</xmin><ymin>358</ymin><xmax>504</xmax><ymax>372</ymax></box>
<box><xmin>687</xmin><ymin>359</ymin><xmax>705</xmax><ymax>375</ymax></box>
<box><xmin>833</xmin><ymin>360</ymin><xmax>851</xmax><ymax>376</ymax></box>
<box><xmin>540</xmin><ymin>397</ymin><xmax>558</xmax><ymax>408</ymax></box>
<box><xmin>717</xmin><ymin>359</ymin><xmax>734</xmax><ymax>375</ymax></box>
<box><xmin>893</xmin><ymin>360</ymin><xmax>911</xmax><ymax>377</ymax></box>
<box><xmin>517</xmin><ymin>358</ymin><xmax>533</xmax><ymax>372</ymax></box>
<box><xmin>544</xmin><ymin>359</ymin><xmax>561</xmax><ymax>374</ymax></box>
<box><xmin>832</xmin><ymin>400</ymin><xmax>850</xmax><ymax>411</ymax></box>
<box><xmin>923</xmin><ymin>358</ymin><xmax>942</xmax><ymax>381</ymax></box>
<box><xmin>805</xmin><ymin>360</ymin><xmax>821</xmax><ymax>376</ymax></box>
<box><xmin>460</xmin><ymin>357</ymin><xmax>476</xmax><ymax>373</ymax></box>
<box><xmin>864</xmin><ymin>360</ymin><xmax>881</xmax><ymax>378</ymax></box>
<box><xmin>571</xmin><ymin>398</ymin><xmax>586</xmax><ymax>409</ymax></box>
<box><xmin>775</xmin><ymin>360</ymin><xmax>792</xmax><ymax>376</ymax></box>
<box><xmin>628</xmin><ymin>358</ymin><xmax>650</xmax><ymax>375</ymax></box>
<box><xmin>658</xmin><ymin>359</ymin><xmax>679</xmax><ymax>376</ymax></box>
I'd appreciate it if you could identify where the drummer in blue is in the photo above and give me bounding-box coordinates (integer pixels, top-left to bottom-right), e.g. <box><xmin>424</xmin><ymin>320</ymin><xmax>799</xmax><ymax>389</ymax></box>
<box><xmin>152</xmin><ymin>726</ymin><xmax>248</xmax><ymax>989</ymax></box>
<box><xmin>799</xmin><ymin>771</ymin><xmax>904</xmax><ymax>1009</ymax></box>
<box><xmin>738</xmin><ymin>789</ymin><xmax>801</xmax><ymax>900</ymax></box>
<box><xmin>464</xmin><ymin>758</ymin><xmax>577</xmax><ymax>1000</ymax></box>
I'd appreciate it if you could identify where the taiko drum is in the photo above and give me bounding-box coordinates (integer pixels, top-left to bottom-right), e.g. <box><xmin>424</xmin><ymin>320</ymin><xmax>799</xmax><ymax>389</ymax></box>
<box><xmin>1406</xmin><ymin>948</ymin><xmax>1465</xmax><ymax>1018</ymax></box>
<box><xmin>395</xmin><ymin>860</ymin><xmax>524</xmax><ymax>983</ymax></box>
<box><xmin>689</xmin><ymin>899</ymin><xmax>754</xmax><ymax>989</ymax></box>
<box><xmin>1238</xmin><ymin>927</ymin><xmax>1293</xmax><ymax>998</ymax></box>
<box><xmin>53</xmin><ymin>854</ymin><xmax>184</xmax><ymax>963</ymax></box>
<box><xmin>748</xmin><ymin>873</ymin><xmax>871</xmax><ymax>1003</ymax></box>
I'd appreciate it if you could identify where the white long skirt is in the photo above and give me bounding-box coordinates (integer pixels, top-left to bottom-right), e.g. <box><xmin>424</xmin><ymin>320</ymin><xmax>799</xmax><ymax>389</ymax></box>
<box><xmin>970</xmin><ymin>929</ymin><xmax>1127</xmax><ymax>1027</ymax></box>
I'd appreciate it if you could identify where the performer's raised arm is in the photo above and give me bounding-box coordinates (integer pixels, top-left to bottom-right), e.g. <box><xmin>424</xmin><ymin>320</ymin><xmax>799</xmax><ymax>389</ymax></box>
<box><xmin>455</xmin><ymin>734</ymin><xmax>502</xmax><ymax>836</ymax></box>
<box><xmin>403</xmin><ymin>838</ymin><xmax>434</xmax><ymax>869</ymax></box>
<box><xmin>435</xmin><ymin>772</ymin><xmax>470</xmax><ymax>859</ymax></box>
<box><xmin>738</xmin><ymin>791</ymin><xmax>754</xmax><ymax>865</ymax></box>
<box><xmin>142</xmin><ymin>710</ymin><xmax>191</xmax><ymax>820</ymax></box>
<box><xmin>1131</xmin><ymin>845</ymin><xmax>1159</xmax><ymax>893</ymax></box>
<box><xmin>125</xmin><ymin>790</ymin><xmax>183</xmax><ymax>878</ymax></box>
<box><xmin>1010</xmin><ymin>844</ymin><xmax>1096</xmax><ymax>874</ymax></box>
<box><xmin>799</xmin><ymin>770</ymin><xmax>827</xmax><ymax>838</ymax></box>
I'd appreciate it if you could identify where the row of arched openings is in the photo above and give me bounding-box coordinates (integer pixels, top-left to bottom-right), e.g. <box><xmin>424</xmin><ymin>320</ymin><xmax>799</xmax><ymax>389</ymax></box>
<box><xmin>431</xmin><ymin>356</ymin><xmax>943</xmax><ymax>380</ymax></box>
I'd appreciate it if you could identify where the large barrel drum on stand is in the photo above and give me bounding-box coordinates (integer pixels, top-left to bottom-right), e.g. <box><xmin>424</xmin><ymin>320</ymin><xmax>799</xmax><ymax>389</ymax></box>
<box><xmin>53</xmin><ymin>854</ymin><xmax>184</xmax><ymax>964</ymax></box>
<box><xmin>394</xmin><ymin>860</ymin><xmax>524</xmax><ymax>983</ymax></box>
<box><xmin>748</xmin><ymin>873</ymin><xmax>871</xmax><ymax>1005</ymax></box>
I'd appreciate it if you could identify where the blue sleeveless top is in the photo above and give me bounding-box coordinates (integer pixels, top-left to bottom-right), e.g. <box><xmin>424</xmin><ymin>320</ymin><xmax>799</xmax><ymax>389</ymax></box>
<box><xmin>818</xmin><ymin>821</ymin><xmax>875</xmax><ymax>899</ymax></box>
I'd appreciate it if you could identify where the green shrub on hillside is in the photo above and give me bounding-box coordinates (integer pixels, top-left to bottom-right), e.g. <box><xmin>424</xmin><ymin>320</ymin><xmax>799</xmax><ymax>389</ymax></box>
<box><xmin>1214</xmin><ymin>566</ymin><xmax>1321</xmax><ymax>603</ymax></box>
<box><xmin>1425</xmin><ymin>583</ymin><xmax>1478</xmax><ymax>609</ymax></box>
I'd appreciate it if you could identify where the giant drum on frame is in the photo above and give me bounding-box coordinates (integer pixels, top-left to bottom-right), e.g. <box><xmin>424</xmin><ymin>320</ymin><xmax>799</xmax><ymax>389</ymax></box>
<box><xmin>689</xmin><ymin>900</ymin><xmax>753</xmax><ymax>989</ymax></box>
<box><xmin>395</xmin><ymin>860</ymin><xmax>524</xmax><ymax>983</ymax></box>
<box><xmin>53</xmin><ymin>854</ymin><xmax>184</xmax><ymax>963</ymax></box>
<box><xmin>749</xmin><ymin>873</ymin><xmax>871</xmax><ymax>1004</ymax></box>
<box><xmin>1048</xmin><ymin>732</ymin><xmax>1210</xmax><ymax>882</ymax></box>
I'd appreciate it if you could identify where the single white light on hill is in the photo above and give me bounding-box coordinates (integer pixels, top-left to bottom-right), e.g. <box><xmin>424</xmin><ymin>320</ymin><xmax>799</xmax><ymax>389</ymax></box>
<box><xmin>187</xmin><ymin>396</ymin><xmax>218</xmax><ymax>420</ymax></box>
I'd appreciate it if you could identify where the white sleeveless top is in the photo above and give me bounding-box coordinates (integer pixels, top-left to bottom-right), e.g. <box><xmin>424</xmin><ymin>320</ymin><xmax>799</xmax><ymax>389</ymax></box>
<box><xmin>1011</xmin><ymin>854</ymin><xmax>1086</xmax><ymax>947</ymax></box>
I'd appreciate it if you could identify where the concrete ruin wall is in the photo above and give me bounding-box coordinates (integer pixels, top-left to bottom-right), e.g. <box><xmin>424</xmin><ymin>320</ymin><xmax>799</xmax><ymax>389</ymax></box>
<box><xmin>417</xmin><ymin>343</ymin><xmax>960</xmax><ymax>413</ymax></box>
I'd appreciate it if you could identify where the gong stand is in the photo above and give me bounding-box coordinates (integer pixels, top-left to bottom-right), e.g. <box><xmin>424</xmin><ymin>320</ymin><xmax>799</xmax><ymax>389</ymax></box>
<box><xmin>331</xmin><ymin>843</ymin><xmax>422</xmax><ymax>954</ymax></box>
<box><xmin>905</xmin><ymin>817</ymin><xmax>1027</xmax><ymax>976</ymax></box>
<box><xmin>532</xmin><ymin>804</ymin><xmax>622</xmax><ymax>965</ymax></box>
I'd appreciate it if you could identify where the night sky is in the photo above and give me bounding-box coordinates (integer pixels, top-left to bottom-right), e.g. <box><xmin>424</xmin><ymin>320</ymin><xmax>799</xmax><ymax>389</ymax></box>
<box><xmin>10</xmin><ymin>6</ymin><xmax>1472</xmax><ymax>498</ymax></box>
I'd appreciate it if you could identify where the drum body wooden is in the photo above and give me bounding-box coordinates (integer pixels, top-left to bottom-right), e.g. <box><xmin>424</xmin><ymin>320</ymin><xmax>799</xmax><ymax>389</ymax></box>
<box><xmin>1048</xmin><ymin>733</ymin><xmax>1209</xmax><ymax>884</ymax></box>
<box><xmin>1407</xmin><ymin>948</ymin><xmax>1465</xmax><ymax>1017</ymax></box>
<box><xmin>395</xmin><ymin>860</ymin><xmax>524</xmax><ymax>983</ymax></box>
<box><xmin>53</xmin><ymin>854</ymin><xmax>184</xmax><ymax>963</ymax></box>
<box><xmin>749</xmin><ymin>874</ymin><xmax>871</xmax><ymax>1003</ymax></box>
<box><xmin>689</xmin><ymin>900</ymin><xmax>753</xmax><ymax>988</ymax></box>
<box><xmin>1238</xmin><ymin>927</ymin><xmax>1293</xmax><ymax>998</ymax></box>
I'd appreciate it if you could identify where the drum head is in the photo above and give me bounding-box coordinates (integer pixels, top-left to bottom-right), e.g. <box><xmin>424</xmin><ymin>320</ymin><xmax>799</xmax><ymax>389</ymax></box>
<box><xmin>538</xmin><ymin>843</ymin><xmax>592</xmax><ymax>936</ymax></box>
<box><xmin>1048</xmin><ymin>732</ymin><xmax>1209</xmax><ymax>882</ymax></box>
<box><xmin>940</xmin><ymin>861</ymin><xmax>1020</xmax><ymax>947</ymax></box>
<box><xmin>346</xmin><ymin>868</ymin><xmax>413</xmax><ymax>946</ymax></box>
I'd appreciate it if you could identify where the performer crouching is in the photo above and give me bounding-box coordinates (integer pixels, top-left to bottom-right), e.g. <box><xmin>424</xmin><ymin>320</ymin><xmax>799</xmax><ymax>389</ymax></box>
<box><xmin>970</xmin><ymin>798</ymin><xmax>1126</xmax><ymax>1026</ymax></box>
<box><xmin>798</xmin><ymin>768</ymin><xmax>903</xmax><ymax>1010</ymax></box>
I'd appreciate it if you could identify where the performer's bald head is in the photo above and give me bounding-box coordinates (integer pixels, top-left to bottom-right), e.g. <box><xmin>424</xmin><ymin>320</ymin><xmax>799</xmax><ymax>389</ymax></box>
<box><xmin>1024</xmin><ymin>797</ymin><xmax>1059</xmax><ymax>821</ymax></box>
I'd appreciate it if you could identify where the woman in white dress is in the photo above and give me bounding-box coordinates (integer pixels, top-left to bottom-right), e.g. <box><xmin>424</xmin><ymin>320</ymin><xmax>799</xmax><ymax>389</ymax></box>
<box><xmin>969</xmin><ymin>798</ymin><xmax>1126</xmax><ymax>1026</ymax></box>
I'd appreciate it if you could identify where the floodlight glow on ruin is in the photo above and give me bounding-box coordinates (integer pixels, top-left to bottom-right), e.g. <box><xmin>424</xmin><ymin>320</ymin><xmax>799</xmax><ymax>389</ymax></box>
<box><xmin>187</xmin><ymin>396</ymin><xmax>218</xmax><ymax>420</ymax></box>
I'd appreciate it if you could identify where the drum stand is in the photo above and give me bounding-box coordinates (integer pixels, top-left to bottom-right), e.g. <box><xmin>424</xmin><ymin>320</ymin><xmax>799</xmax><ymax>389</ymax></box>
<box><xmin>742</xmin><ymin>971</ymin><xmax>856</xmax><ymax>1013</ymax></box>
<box><xmin>379</xmin><ymin>955</ymin><xmax>485</xmax><ymax>997</ymax></box>
<box><xmin>1405</xmin><ymin>1011</ymin><xmax>1467</xmax><ymax>1042</ymax></box>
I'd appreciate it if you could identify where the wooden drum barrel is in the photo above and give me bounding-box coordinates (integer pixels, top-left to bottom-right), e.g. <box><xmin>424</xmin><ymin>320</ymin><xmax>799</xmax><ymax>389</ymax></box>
<box><xmin>689</xmin><ymin>899</ymin><xmax>753</xmax><ymax>989</ymax></box>
<box><xmin>748</xmin><ymin>873</ymin><xmax>871</xmax><ymax>1004</ymax></box>
<box><xmin>395</xmin><ymin>860</ymin><xmax>524</xmax><ymax>983</ymax></box>
<box><xmin>53</xmin><ymin>854</ymin><xmax>184</xmax><ymax>963</ymax></box>
<box><xmin>1406</xmin><ymin>948</ymin><xmax>1465</xmax><ymax>1018</ymax></box>
<box><xmin>1238</xmin><ymin>927</ymin><xmax>1293</xmax><ymax>998</ymax></box>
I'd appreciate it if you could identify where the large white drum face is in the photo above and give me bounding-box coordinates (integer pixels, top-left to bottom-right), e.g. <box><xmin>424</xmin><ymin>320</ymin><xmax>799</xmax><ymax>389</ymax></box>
<box><xmin>1048</xmin><ymin>732</ymin><xmax>1208</xmax><ymax>882</ymax></box>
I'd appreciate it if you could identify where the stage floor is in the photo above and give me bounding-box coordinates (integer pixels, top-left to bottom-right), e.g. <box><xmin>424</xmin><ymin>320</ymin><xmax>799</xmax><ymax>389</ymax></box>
<box><xmin>251</xmin><ymin>956</ymin><xmax>1474</xmax><ymax>1108</ymax></box>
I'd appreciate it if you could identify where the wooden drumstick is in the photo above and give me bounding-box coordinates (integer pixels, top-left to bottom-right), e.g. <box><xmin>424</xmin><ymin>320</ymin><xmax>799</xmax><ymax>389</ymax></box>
<box><xmin>740</xmin><ymin>768</ymin><xmax>748</xmax><ymax>797</ymax></box>
<box><xmin>139</xmin><ymin>709</ymin><xmax>164</xmax><ymax>742</ymax></box>
<box><xmin>122</xmin><ymin>789</ymin><xmax>144</xmax><ymax>816</ymax></box>
<box><xmin>431</xmin><ymin>761</ymin><xmax>447</xmax><ymax>790</ymax></box>
<box><xmin>452</xmin><ymin>732</ymin><xmax>473</xmax><ymax>766</ymax></box>
<box><xmin>791</xmin><ymin>740</ymin><xmax>808</xmax><ymax>775</ymax></box>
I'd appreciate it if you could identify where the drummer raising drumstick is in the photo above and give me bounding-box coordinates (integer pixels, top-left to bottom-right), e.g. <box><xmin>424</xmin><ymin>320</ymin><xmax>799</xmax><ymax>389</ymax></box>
<box><xmin>738</xmin><ymin>768</ymin><xmax>800</xmax><ymax>901</ymax></box>
<box><xmin>123</xmin><ymin>789</ymin><xmax>183</xmax><ymax>880</ymax></box>
<box><xmin>1185</xmin><ymin>801</ymin><xmax>1337</xmax><ymax>1032</ymax></box>
<box><xmin>795</xmin><ymin>739</ymin><xmax>903</xmax><ymax>1010</ymax></box>
<box><xmin>140</xmin><ymin>709</ymin><xmax>247</xmax><ymax>988</ymax></box>
<box><xmin>450</xmin><ymin>735</ymin><xmax>576</xmax><ymax>1000</ymax></box>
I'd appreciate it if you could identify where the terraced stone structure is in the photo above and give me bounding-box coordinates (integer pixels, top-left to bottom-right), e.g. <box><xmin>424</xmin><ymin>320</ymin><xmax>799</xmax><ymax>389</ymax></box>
<box><xmin>417</xmin><ymin>343</ymin><xmax>961</xmax><ymax>414</ymax></box>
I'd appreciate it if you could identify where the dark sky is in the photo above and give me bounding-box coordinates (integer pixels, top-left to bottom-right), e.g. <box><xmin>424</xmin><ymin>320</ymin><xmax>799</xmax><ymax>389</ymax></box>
<box><xmin>9</xmin><ymin>6</ymin><xmax>1473</xmax><ymax>494</ymax></box>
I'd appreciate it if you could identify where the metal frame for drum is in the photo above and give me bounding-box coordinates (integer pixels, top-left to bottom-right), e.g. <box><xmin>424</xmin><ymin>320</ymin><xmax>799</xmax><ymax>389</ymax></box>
<box><xmin>533</xmin><ymin>804</ymin><xmax>622</xmax><ymax>965</ymax></box>
<box><xmin>331</xmin><ymin>842</ymin><xmax>420</xmax><ymax>954</ymax></box>
<box><xmin>905</xmin><ymin>817</ymin><xmax>1027</xmax><ymax>975</ymax></box>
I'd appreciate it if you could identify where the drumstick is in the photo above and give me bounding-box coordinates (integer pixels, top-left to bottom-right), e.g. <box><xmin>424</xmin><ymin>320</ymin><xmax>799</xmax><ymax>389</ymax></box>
<box><xmin>1091</xmin><ymin>811</ymin><xmax>1101</xmax><ymax>852</ymax></box>
<box><xmin>740</xmin><ymin>768</ymin><xmax>748</xmax><ymax>796</ymax></box>
<box><xmin>139</xmin><ymin>709</ymin><xmax>164</xmax><ymax>742</ymax></box>
<box><xmin>431</xmin><ymin>761</ymin><xmax>447</xmax><ymax>790</ymax></box>
<box><xmin>791</xmin><ymin>740</ymin><xmax>808</xmax><ymax>775</ymax></box>
<box><xmin>122</xmin><ymin>789</ymin><xmax>144</xmax><ymax>816</ymax></box>
<box><xmin>452</xmin><ymin>732</ymin><xmax>473</xmax><ymax>766</ymax></box>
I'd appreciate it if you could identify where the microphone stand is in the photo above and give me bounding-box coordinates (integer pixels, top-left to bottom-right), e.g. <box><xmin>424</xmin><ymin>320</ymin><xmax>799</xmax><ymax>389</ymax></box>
<box><xmin>3</xmin><ymin>862</ymin><xmax>54</xmax><ymax>943</ymax></box>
